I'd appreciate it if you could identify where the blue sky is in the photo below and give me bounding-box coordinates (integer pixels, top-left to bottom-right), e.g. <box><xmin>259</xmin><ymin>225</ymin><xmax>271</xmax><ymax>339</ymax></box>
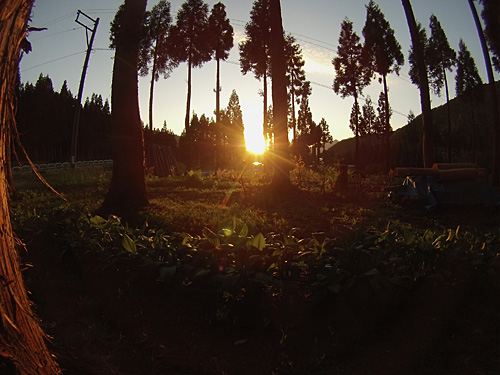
<box><xmin>20</xmin><ymin>0</ymin><xmax>496</xmax><ymax>143</ymax></box>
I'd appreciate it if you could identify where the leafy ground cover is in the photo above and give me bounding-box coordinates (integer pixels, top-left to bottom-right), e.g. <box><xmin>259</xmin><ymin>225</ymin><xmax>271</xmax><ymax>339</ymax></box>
<box><xmin>8</xmin><ymin>165</ymin><xmax>500</xmax><ymax>374</ymax></box>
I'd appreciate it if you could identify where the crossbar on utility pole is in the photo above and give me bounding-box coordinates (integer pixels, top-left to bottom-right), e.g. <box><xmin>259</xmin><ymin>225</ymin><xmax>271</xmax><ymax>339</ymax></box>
<box><xmin>70</xmin><ymin>10</ymin><xmax>99</xmax><ymax>168</ymax></box>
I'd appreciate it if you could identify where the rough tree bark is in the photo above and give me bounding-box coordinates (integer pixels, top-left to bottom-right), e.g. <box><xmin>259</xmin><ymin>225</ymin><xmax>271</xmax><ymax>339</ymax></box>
<box><xmin>101</xmin><ymin>0</ymin><xmax>149</xmax><ymax>214</ymax></box>
<box><xmin>0</xmin><ymin>0</ymin><xmax>62</xmax><ymax>373</ymax></box>
<box><xmin>269</xmin><ymin>0</ymin><xmax>291</xmax><ymax>190</ymax></box>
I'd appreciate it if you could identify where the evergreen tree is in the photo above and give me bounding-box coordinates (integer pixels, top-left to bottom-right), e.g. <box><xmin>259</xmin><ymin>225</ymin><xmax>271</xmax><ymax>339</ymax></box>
<box><xmin>318</xmin><ymin>117</ymin><xmax>333</xmax><ymax>156</ymax></box>
<box><xmin>456</xmin><ymin>39</ymin><xmax>483</xmax><ymax>162</ymax></box>
<box><xmin>428</xmin><ymin>14</ymin><xmax>456</xmax><ymax>162</ymax></box>
<box><xmin>402</xmin><ymin>0</ymin><xmax>434</xmax><ymax>168</ymax></box>
<box><xmin>333</xmin><ymin>18</ymin><xmax>371</xmax><ymax>168</ymax></box>
<box><xmin>225</xmin><ymin>89</ymin><xmax>245</xmax><ymax>161</ymax></box>
<box><xmin>360</xmin><ymin>95</ymin><xmax>377</xmax><ymax>137</ymax></box>
<box><xmin>208</xmin><ymin>2</ymin><xmax>233</xmax><ymax>129</ymax></box>
<box><xmin>363</xmin><ymin>0</ymin><xmax>403</xmax><ymax>169</ymax></box>
<box><xmin>284</xmin><ymin>34</ymin><xmax>306</xmax><ymax>141</ymax></box>
<box><xmin>171</xmin><ymin>0</ymin><xmax>211</xmax><ymax>131</ymax></box>
<box><xmin>141</xmin><ymin>0</ymin><xmax>177</xmax><ymax>132</ymax></box>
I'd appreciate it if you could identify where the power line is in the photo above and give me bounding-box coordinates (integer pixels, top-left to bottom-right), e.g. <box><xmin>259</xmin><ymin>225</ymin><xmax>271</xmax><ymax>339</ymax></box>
<box><xmin>21</xmin><ymin>51</ymin><xmax>87</xmax><ymax>72</ymax></box>
<box><xmin>30</xmin><ymin>27</ymin><xmax>79</xmax><ymax>41</ymax></box>
<box><xmin>39</xmin><ymin>12</ymin><xmax>75</xmax><ymax>28</ymax></box>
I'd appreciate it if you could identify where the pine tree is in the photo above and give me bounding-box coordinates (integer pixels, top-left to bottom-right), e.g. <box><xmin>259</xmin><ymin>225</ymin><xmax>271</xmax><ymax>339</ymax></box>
<box><xmin>171</xmin><ymin>0</ymin><xmax>211</xmax><ymax>131</ymax></box>
<box><xmin>402</xmin><ymin>0</ymin><xmax>434</xmax><ymax>168</ymax></box>
<box><xmin>209</xmin><ymin>2</ymin><xmax>233</xmax><ymax>128</ymax></box>
<box><xmin>363</xmin><ymin>0</ymin><xmax>403</xmax><ymax>169</ymax></box>
<box><xmin>333</xmin><ymin>18</ymin><xmax>371</xmax><ymax>168</ymax></box>
<box><xmin>428</xmin><ymin>14</ymin><xmax>456</xmax><ymax>162</ymax></box>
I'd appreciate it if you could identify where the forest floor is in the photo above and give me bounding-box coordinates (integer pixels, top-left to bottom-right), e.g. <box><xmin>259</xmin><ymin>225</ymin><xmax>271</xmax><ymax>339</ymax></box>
<box><xmin>6</xmin><ymin>167</ymin><xmax>500</xmax><ymax>374</ymax></box>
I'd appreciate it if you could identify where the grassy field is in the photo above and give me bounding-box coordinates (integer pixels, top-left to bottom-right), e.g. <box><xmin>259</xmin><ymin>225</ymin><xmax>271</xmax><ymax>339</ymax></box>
<box><xmin>8</xmin><ymin>165</ymin><xmax>500</xmax><ymax>375</ymax></box>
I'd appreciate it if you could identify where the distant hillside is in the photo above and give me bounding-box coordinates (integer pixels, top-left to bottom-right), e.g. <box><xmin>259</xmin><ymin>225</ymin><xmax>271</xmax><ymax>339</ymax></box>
<box><xmin>327</xmin><ymin>81</ymin><xmax>500</xmax><ymax>172</ymax></box>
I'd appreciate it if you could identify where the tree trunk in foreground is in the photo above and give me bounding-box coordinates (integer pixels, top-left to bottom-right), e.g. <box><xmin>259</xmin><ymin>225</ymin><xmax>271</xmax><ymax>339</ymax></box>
<box><xmin>101</xmin><ymin>0</ymin><xmax>148</xmax><ymax>214</ymax></box>
<box><xmin>402</xmin><ymin>0</ymin><xmax>435</xmax><ymax>168</ymax></box>
<box><xmin>269</xmin><ymin>0</ymin><xmax>291</xmax><ymax>190</ymax></box>
<box><xmin>0</xmin><ymin>1</ymin><xmax>61</xmax><ymax>373</ymax></box>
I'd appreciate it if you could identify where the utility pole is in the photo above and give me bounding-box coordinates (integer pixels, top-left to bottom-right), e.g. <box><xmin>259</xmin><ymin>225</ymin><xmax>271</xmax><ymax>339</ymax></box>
<box><xmin>70</xmin><ymin>10</ymin><xmax>99</xmax><ymax>168</ymax></box>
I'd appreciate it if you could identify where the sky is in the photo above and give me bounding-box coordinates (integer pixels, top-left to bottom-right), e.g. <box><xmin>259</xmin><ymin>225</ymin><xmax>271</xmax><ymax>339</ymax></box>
<box><xmin>19</xmin><ymin>0</ymin><xmax>497</xmax><ymax>145</ymax></box>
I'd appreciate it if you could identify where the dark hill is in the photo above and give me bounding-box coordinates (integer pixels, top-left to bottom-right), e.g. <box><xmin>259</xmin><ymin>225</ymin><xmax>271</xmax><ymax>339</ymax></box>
<box><xmin>327</xmin><ymin>81</ymin><xmax>500</xmax><ymax>172</ymax></box>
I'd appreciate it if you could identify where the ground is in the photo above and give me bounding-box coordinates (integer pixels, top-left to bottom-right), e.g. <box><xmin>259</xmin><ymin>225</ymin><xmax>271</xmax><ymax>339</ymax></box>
<box><xmin>5</xmin><ymin>168</ymin><xmax>500</xmax><ymax>374</ymax></box>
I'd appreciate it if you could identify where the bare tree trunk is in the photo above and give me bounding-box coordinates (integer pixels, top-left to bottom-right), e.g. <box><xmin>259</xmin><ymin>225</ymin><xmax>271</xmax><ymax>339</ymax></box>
<box><xmin>0</xmin><ymin>1</ymin><xmax>61</xmax><ymax>373</ymax></box>
<box><xmin>269</xmin><ymin>0</ymin><xmax>291</xmax><ymax>190</ymax></box>
<box><xmin>101</xmin><ymin>0</ymin><xmax>148</xmax><ymax>214</ymax></box>
<box><xmin>185</xmin><ymin>55</ymin><xmax>192</xmax><ymax>131</ymax></box>
<box><xmin>443</xmin><ymin>62</ymin><xmax>453</xmax><ymax>162</ymax></box>
<box><xmin>354</xmin><ymin>92</ymin><xmax>360</xmax><ymax>168</ymax></box>
<box><xmin>383</xmin><ymin>74</ymin><xmax>391</xmax><ymax>170</ymax></box>
<box><xmin>402</xmin><ymin>0</ymin><xmax>435</xmax><ymax>168</ymax></box>
<box><xmin>263</xmin><ymin>70</ymin><xmax>268</xmax><ymax>149</ymax></box>
<box><xmin>468</xmin><ymin>0</ymin><xmax>499</xmax><ymax>187</ymax></box>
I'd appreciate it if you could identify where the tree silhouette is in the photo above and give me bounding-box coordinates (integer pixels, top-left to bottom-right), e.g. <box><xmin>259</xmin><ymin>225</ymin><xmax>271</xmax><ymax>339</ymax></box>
<box><xmin>402</xmin><ymin>0</ymin><xmax>434</xmax><ymax>168</ymax></box>
<box><xmin>362</xmin><ymin>0</ymin><xmax>403</xmax><ymax>170</ymax></box>
<box><xmin>428</xmin><ymin>14</ymin><xmax>456</xmax><ymax>162</ymax></box>
<box><xmin>0</xmin><ymin>0</ymin><xmax>62</xmax><ymax>373</ymax></box>
<box><xmin>101</xmin><ymin>0</ymin><xmax>148</xmax><ymax>214</ymax></box>
<box><xmin>225</xmin><ymin>89</ymin><xmax>245</xmax><ymax>162</ymax></box>
<box><xmin>269</xmin><ymin>0</ymin><xmax>290</xmax><ymax>190</ymax></box>
<box><xmin>171</xmin><ymin>0</ymin><xmax>211</xmax><ymax>131</ymax></box>
<box><xmin>360</xmin><ymin>95</ymin><xmax>377</xmax><ymax>137</ymax></box>
<box><xmin>141</xmin><ymin>0</ymin><xmax>177</xmax><ymax>132</ymax></box>
<box><xmin>333</xmin><ymin>18</ymin><xmax>371</xmax><ymax>169</ymax></box>
<box><xmin>456</xmin><ymin>39</ymin><xmax>483</xmax><ymax>162</ymax></box>
<box><xmin>318</xmin><ymin>118</ymin><xmax>333</xmax><ymax>157</ymax></box>
<box><xmin>209</xmin><ymin>2</ymin><xmax>233</xmax><ymax>130</ymax></box>
<box><xmin>284</xmin><ymin>34</ymin><xmax>306</xmax><ymax>142</ymax></box>
<box><xmin>239</xmin><ymin>0</ymin><xmax>271</xmax><ymax>148</ymax></box>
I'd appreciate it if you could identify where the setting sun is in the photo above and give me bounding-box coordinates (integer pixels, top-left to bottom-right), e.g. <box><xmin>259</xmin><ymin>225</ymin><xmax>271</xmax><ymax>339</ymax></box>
<box><xmin>245</xmin><ymin>130</ymin><xmax>266</xmax><ymax>154</ymax></box>
<box><xmin>243</xmin><ymin>105</ymin><xmax>266</xmax><ymax>154</ymax></box>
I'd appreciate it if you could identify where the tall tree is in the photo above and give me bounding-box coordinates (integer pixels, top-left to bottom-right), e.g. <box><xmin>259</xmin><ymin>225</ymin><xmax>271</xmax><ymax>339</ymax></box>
<box><xmin>284</xmin><ymin>34</ymin><xmax>306</xmax><ymax>141</ymax></box>
<box><xmin>456</xmin><ymin>39</ymin><xmax>483</xmax><ymax>162</ymax></box>
<box><xmin>427</xmin><ymin>14</ymin><xmax>456</xmax><ymax>162</ymax></box>
<box><xmin>333</xmin><ymin>18</ymin><xmax>371</xmax><ymax>168</ymax></box>
<box><xmin>360</xmin><ymin>95</ymin><xmax>377</xmax><ymax>137</ymax></box>
<box><xmin>101</xmin><ymin>0</ymin><xmax>148</xmax><ymax>214</ymax></box>
<box><xmin>362</xmin><ymin>0</ymin><xmax>403</xmax><ymax>170</ymax></box>
<box><xmin>402</xmin><ymin>0</ymin><xmax>435</xmax><ymax>168</ymax></box>
<box><xmin>239</xmin><ymin>0</ymin><xmax>271</xmax><ymax>148</ymax></box>
<box><xmin>141</xmin><ymin>0</ymin><xmax>177</xmax><ymax>132</ymax></box>
<box><xmin>269</xmin><ymin>0</ymin><xmax>290</xmax><ymax>190</ymax></box>
<box><xmin>318</xmin><ymin>117</ymin><xmax>333</xmax><ymax>156</ymax></box>
<box><xmin>171</xmin><ymin>0</ymin><xmax>211</xmax><ymax>131</ymax></box>
<box><xmin>208</xmin><ymin>2</ymin><xmax>233</xmax><ymax>129</ymax></box>
<box><xmin>225</xmin><ymin>89</ymin><xmax>245</xmax><ymax>159</ymax></box>
<box><xmin>469</xmin><ymin>0</ymin><xmax>499</xmax><ymax>186</ymax></box>
<box><xmin>0</xmin><ymin>0</ymin><xmax>62</xmax><ymax>373</ymax></box>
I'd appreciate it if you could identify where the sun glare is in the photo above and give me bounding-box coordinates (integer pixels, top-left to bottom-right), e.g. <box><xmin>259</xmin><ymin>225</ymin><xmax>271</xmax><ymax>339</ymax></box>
<box><xmin>245</xmin><ymin>131</ymin><xmax>266</xmax><ymax>154</ymax></box>
<box><xmin>244</xmin><ymin>125</ymin><xmax>266</xmax><ymax>154</ymax></box>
